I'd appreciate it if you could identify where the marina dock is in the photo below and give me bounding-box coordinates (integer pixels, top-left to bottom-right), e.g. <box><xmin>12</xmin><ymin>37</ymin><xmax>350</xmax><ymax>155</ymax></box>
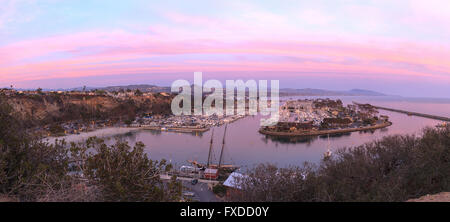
<box><xmin>141</xmin><ymin>126</ymin><xmax>210</xmax><ymax>133</ymax></box>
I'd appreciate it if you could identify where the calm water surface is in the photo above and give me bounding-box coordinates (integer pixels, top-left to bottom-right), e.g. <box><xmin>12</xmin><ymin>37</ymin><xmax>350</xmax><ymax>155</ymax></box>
<box><xmin>60</xmin><ymin>96</ymin><xmax>450</xmax><ymax>169</ymax></box>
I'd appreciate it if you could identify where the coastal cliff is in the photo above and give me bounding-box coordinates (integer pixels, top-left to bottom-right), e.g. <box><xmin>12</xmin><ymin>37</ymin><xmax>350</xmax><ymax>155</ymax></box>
<box><xmin>1</xmin><ymin>93</ymin><xmax>173</xmax><ymax>127</ymax></box>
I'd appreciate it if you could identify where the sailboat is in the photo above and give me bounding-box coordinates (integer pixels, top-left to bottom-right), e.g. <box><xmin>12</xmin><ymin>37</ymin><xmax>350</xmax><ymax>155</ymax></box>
<box><xmin>324</xmin><ymin>134</ymin><xmax>332</xmax><ymax>159</ymax></box>
<box><xmin>436</xmin><ymin>122</ymin><xmax>448</xmax><ymax>128</ymax></box>
<box><xmin>188</xmin><ymin>124</ymin><xmax>239</xmax><ymax>170</ymax></box>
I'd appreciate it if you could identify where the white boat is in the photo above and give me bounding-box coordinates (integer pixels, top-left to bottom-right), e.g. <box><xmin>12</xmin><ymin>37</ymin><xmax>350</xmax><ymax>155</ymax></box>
<box><xmin>436</xmin><ymin>122</ymin><xmax>448</xmax><ymax>128</ymax></box>
<box><xmin>324</xmin><ymin>149</ymin><xmax>332</xmax><ymax>158</ymax></box>
<box><xmin>324</xmin><ymin>134</ymin><xmax>332</xmax><ymax>159</ymax></box>
<box><xmin>179</xmin><ymin>165</ymin><xmax>199</xmax><ymax>174</ymax></box>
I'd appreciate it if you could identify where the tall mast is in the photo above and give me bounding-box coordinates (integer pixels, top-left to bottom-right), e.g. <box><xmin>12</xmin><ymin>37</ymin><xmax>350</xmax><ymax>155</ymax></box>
<box><xmin>218</xmin><ymin>124</ymin><xmax>227</xmax><ymax>168</ymax></box>
<box><xmin>206</xmin><ymin>129</ymin><xmax>214</xmax><ymax>168</ymax></box>
<box><xmin>327</xmin><ymin>133</ymin><xmax>330</xmax><ymax>150</ymax></box>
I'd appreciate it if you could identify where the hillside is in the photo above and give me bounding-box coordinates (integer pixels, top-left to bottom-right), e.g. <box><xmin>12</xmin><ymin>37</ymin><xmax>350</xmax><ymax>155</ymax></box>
<box><xmin>407</xmin><ymin>192</ymin><xmax>450</xmax><ymax>202</ymax></box>
<box><xmin>2</xmin><ymin>93</ymin><xmax>173</xmax><ymax>128</ymax></box>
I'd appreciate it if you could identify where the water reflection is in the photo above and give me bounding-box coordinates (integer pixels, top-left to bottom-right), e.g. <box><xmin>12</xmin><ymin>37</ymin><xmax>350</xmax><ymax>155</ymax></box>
<box><xmin>263</xmin><ymin>135</ymin><xmax>318</xmax><ymax>144</ymax></box>
<box><xmin>262</xmin><ymin>128</ymin><xmax>380</xmax><ymax>145</ymax></box>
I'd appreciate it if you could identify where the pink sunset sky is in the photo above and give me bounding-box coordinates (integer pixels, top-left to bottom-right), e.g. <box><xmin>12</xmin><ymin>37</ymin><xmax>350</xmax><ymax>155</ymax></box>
<box><xmin>0</xmin><ymin>0</ymin><xmax>449</xmax><ymax>97</ymax></box>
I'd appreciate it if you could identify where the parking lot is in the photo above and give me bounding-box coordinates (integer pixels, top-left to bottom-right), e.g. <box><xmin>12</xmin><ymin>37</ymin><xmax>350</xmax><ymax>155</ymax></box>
<box><xmin>182</xmin><ymin>181</ymin><xmax>220</xmax><ymax>202</ymax></box>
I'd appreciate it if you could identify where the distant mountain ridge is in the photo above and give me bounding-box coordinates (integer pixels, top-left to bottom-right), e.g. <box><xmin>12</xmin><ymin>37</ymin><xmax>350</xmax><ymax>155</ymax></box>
<box><xmin>96</xmin><ymin>85</ymin><xmax>386</xmax><ymax>96</ymax></box>
<box><xmin>51</xmin><ymin>85</ymin><xmax>171</xmax><ymax>93</ymax></box>
<box><xmin>100</xmin><ymin>84</ymin><xmax>171</xmax><ymax>93</ymax></box>
<box><xmin>279</xmin><ymin>88</ymin><xmax>386</xmax><ymax>96</ymax></box>
<box><xmin>12</xmin><ymin>84</ymin><xmax>386</xmax><ymax>96</ymax></box>
<box><xmin>346</xmin><ymin>89</ymin><xmax>385</xmax><ymax>96</ymax></box>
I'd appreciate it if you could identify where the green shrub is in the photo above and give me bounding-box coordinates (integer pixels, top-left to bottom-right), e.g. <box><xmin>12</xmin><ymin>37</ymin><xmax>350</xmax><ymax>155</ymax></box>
<box><xmin>0</xmin><ymin>102</ymin><xmax>71</xmax><ymax>201</ymax></box>
<box><xmin>213</xmin><ymin>184</ymin><xmax>227</xmax><ymax>197</ymax></box>
<box><xmin>232</xmin><ymin>126</ymin><xmax>450</xmax><ymax>202</ymax></box>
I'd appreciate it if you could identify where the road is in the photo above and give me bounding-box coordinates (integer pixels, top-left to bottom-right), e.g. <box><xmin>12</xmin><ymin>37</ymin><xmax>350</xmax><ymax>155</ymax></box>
<box><xmin>182</xmin><ymin>181</ymin><xmax>220</xmax><ymax>202</ymax></box>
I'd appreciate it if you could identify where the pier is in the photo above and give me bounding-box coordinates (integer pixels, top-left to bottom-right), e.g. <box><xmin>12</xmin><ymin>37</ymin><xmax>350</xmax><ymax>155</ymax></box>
<box><xmin>354</xmin><ymin>102</ymin><xmax>450</xmax><ymax>122</ymax></box>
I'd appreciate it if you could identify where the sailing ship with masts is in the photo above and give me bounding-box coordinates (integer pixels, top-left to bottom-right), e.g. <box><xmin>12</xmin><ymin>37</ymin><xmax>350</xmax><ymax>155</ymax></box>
<box><xmin>188</xmin><ymin>124</ymin><xmax>239</xmax><ymax>171</ymax></box>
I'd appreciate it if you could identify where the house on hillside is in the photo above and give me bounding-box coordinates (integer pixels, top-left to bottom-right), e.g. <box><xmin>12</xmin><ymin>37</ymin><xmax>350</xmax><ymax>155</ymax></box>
<box><xmin>223</xmin><ymin>172</ymin><xmax>247</xmax><ymax>199</ymax></box>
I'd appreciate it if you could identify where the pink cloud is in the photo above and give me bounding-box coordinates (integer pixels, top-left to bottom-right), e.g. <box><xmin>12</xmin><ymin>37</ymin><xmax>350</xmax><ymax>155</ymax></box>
<box><xmin>1</xmin><ymin>27</ymin><xmax>449</xmax><ymax>86</ymax></box>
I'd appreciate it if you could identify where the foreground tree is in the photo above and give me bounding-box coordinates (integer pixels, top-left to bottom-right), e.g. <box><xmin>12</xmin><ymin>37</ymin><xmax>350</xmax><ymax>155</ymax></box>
<box><xmin>0</xmin><ymin>101</ymin><xmax>73</xmax><ymax>201</ymax></box>
<box><xmin>0</xmin><ymin>100</ymin><xmax>181</xmax><ymax>202</ymax></box>
<box><xmin>71</xmin><ymin>137</ymin><xmax>181</xmax><ymax>202</ymax></box>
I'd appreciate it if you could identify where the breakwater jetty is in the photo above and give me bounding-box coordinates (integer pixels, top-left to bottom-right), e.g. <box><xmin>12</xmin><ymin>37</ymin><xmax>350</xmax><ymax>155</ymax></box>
<box><xmin>354</xmin><ymin>102</ymin><xmax>450</xmax><ymax>122</ymax></box>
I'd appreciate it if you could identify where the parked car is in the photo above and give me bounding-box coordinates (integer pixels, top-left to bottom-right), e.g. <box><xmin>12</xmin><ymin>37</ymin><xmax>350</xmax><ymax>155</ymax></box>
<box><xmin>182</xmin><ymin>191</ymin><xmax>195</xmax><ymax>197</ymax></box>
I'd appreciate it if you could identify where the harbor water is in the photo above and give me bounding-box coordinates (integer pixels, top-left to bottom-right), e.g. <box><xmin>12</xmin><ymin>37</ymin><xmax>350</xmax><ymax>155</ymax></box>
<box><xmin>54</xmin><ymin>96</ymin><xmax>450</xmax><ymax>170</ymax></box>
